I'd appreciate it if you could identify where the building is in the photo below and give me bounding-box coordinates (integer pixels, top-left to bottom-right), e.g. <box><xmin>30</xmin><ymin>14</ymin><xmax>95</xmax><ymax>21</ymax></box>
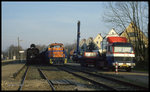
<box><xmin>101</xmin><ymin>28</ymin><xmax>119</xmax><ymax>52</ymax></box>
<box><xmin>104</xmin><ymin>28</ymin><xmax>119</xmax><ymax>38</ymax></box>
<box><xmin>79</xmin><ymin>39</ymin><xmax>87</xmax><ymax>51</ymax></box>
<box><xmin>1</xmin><ymin>54</ymin><xmax>3</xmax><ymax>60</ymax></box>
<box><xmin>79</xmin><ymin>37</ymin><xmax>98</xmax><ymax>52</ymax></box>
<box><xmin>79</xmin><ymin>37</ymin><xmax>94</xmax><ymax>51</ymax></box>
<box><xmin>120</xmin><ymin>22</ymin><xmax>148</xmax><ymax>48</ymax></box>
<box><xmin>93</xmin><ymin>33</ymin><xmax>103</xmax><ymax>49</ymax></box>
<box><xmin>86</xmin><ymin>37</ymin><xmax>94</xmax><ymax>45</ymax></box>
<box><xmin>79</xmin><ymin>39</ymin><xmax>86</xmax><ymax>48</ymax></box>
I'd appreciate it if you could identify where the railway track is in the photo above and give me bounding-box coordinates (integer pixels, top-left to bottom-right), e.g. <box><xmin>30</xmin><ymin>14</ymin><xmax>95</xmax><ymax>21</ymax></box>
<box><xmin>18</xmin><ymin>66</ymin><xmax>29</xmax><ymax>90</ymax></box>
<box><xmin>38</xmin><ymin>67</ymin><xmax>79</xmax><ymax>91</ymax></box>
<box><xmin>17</xmin><ymin>65</ymin><xmax>52</xmax><ymax>91</ymax></box>
<box><xmin>61</xmin><ymin>65</ymin><xmax>148</xmax><ymax>91</ymax></box>
<box><xmin>14</xmin><ymin>64</ymin><xmax>148</xmax><ymax>91</ymax></box>
<box><xmin>39</xmin><ymin>65</ymin><xmax>107</xmax><ymax>91</ymax></box>
<box><xmin>13</xmin><ymin>64</ymin><xmax>26</xmax><ymax>78</ymax></box>
<box><xmin>17</xmin><ymin>65</ymin><xmax>76</xmax><ymax>91</ymax></box>
<box><xmin>57</xmin><ymin>66</ymin><xmax>115</xmax><ymax>91</ymax></box>
<box><xmin>15</xmin><ymin>65</ymin><xmax>89</xmax><ymax>91</ymax></box>
<box><xmin>37</xmin><ymin>68</ymin><xmax>55</xmax><ymax>91</ymax></box>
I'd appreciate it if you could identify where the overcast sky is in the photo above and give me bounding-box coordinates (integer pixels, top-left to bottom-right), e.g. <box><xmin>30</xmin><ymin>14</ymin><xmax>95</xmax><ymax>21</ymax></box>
<box><xmin>2</xmin><ymin>1</ymin><xmax>148</xmax><ymax>51</ymax></box>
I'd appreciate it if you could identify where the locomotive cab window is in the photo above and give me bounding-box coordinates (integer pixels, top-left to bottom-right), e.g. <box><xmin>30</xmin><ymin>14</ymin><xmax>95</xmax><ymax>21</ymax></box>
<box><xmin>54</xmin><ymin>45</ymin><xmax>61</xmax><ymax>48</ymax></box>
<box><xmin>50</xmin><ymin>45</ymin><xmax>62</xmax><ymax>48</ymax></box>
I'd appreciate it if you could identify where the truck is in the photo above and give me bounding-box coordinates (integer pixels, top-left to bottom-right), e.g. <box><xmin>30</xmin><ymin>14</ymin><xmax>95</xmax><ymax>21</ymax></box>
<box><xmin>98</xmin><ymin>36</ymin><xmax>136</xmax><ymax>71</ymax></box>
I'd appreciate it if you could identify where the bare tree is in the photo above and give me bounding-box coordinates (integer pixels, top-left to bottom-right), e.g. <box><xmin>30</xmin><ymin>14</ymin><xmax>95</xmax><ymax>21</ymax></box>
<box><xmin>64</xmin><ymin>42</ymin><xmax>77</xmax><ymax>54</ymax></box>
<box><xmin>103</xmin><ymin>2</ymin><xmax>148</xmax><ymax>62</ymax></box>
<box><xmin>87</xmin><ymin>42</ymin><xmax>97</xmax><ymax>52</ymax></box>
<box><xmin>3</xmin><ymin>45</ymin><xmax>24</xmax><ymax>59</ymax></box>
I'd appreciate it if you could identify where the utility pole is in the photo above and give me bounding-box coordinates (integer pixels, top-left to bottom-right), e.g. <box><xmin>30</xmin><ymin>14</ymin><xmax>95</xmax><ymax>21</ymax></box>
<box><xmin>18</xmin><ymin>37</ymin><xmax>23</xmax><ymax>61</ymax></box>
<box><xmin>18</xmin><ymin>37</ymin><xmax>20</xmax><ymax>60</ymax></box>
<box><xmin>8</xmin><ymin>50</ymin><xmax>9</xmax><ymax>60</ymax></box>
<box><xmin>77</xmin><ymin>21</ymin><xmax>80</xmax><ymax>55</ymax></box>
<box><xmin>11</xmin><ymin>50</ymin><xmax>12</xmax><ymax>59</ymax></box>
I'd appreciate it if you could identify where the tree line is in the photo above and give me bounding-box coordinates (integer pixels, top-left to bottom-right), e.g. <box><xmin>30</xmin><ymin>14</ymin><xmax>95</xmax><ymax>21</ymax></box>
<box><xmin>2</xmin><ymin>44</ymin><xmax>46</xmax><ymax>60</ymax></box>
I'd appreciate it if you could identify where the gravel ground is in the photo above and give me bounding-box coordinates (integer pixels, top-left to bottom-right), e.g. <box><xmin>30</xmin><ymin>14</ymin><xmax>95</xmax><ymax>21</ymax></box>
<box><xmin>22</xmin><ymin>79</ymin><xmax>51</xmax><ymax>91</ymax></box>
<box><xmin>66</xmin><ymin>63</ymin><xmax>149</xmax><ymax>88</ymax></box>
<box><xmin>40</xmin><ymin>66</ymin><xmax>102</xmax><ymax>91</ymax></box>
<box><xmin>25</xmin><ymin>66</ymin><xmax>42</xmax><ymax>80</ymax></box>
<box><xmin>19</xmin><ymin>65</ymin><xmax>52</xmax><ymax>91</ymax></box>
<box><xmin>1</xmin><ymin>64</ymin><xmax>51</xmax><ymax>91</ymax></box>
<box><xmin>1</xmin><ymin>80</ymin><xmax>20</xmax><ymax>90</ymax></box>
<box><xmin>2</xmin><ymin>62</ymin><xmax>148</xmax><ymax>90</ymax></box>
<box><xmin>1</xmin><ymin>63</ymin><xmax>25</xmax><ymax>90</ymax></box>
<box><xmin>94</xmin><ymin>69</ymin><xmax>149</xmax><ymax>88</ymax></box>
<box><xmin>2</xmin><ymin>64</ymin><xmax>25</xmax><ymax>80</ymax></box>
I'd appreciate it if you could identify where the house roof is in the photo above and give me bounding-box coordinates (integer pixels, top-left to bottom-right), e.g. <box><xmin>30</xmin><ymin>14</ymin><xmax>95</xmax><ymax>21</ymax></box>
<box><xmin>103</xmin><ymin>28</ymin><xmax>119</xmax><ymax>39</ymax></box>
<box><xmin>119</xmin><ymin>22</ymin><xmax>148</xmax><ymax>39</ymax></box>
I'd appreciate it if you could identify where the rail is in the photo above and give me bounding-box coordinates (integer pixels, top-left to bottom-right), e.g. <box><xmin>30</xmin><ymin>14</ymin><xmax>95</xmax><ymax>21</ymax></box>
<box><xmin>37</xmin><ymin>68</ymin><xmax>55</xmax><ymax>91</ymax></box>
<box><xmin>64</xmin><ymin>65</ymin><xmax>148</xmax><ymax>91</ymax></box>
<box><xmin>57</xmin><ymin>66</ymin><xmax>117</xmax><ymax>91</ymax></box>
<box><xmin>13</xmin><ymin>64</ymin><xmax>26</xmax><ymax>78</ymax></box>
<box><xmin>18</xmin><ymin>66</ymin><xmax>29</xmax><ymax>91</ymax></box>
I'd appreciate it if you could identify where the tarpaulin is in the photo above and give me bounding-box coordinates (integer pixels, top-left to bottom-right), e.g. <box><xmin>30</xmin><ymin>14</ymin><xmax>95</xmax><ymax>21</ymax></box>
<box><xmin>107</xmin><ymin>37</ymin><xmax>127</xmax><ymax>44</ymax></box>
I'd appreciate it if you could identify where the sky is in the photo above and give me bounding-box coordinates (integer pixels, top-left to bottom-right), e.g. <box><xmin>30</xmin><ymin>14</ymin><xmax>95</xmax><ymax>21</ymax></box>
<box><xmin>2</xmin><ymin>2</ymin><xmax>147</xmax><ymax>51</ymax></box>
